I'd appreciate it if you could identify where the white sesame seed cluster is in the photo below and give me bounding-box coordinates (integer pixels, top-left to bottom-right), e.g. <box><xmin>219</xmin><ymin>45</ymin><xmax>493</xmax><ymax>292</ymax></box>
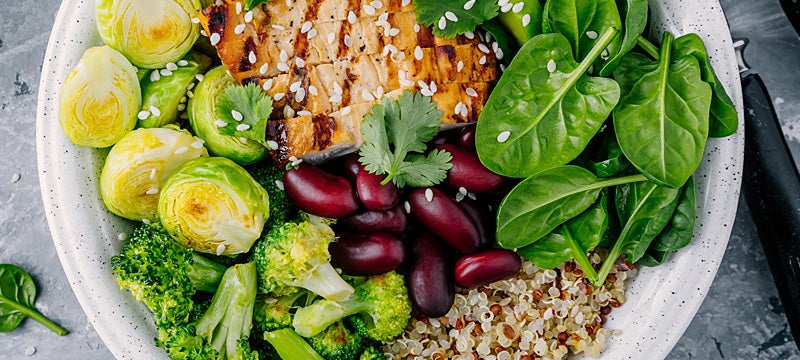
<box><xmin>383</xmin><ymin>255</ymin><xmax>636</xmax><ymax>360</ymax></box>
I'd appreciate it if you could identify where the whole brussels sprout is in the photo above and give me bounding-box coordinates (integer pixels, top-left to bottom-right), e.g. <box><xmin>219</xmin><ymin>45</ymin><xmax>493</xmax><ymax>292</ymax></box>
<box><xmin>138</xmin><ymin>52</ymin><xmax>212</xmax><ymax>128</ymax></box>
<box><xmin>188</xmin><ymin>66</ymin><xmax>268</xmax><ymax>165</ymax></box>
<box><xmin>100</xmin><ymin>126</ymin><xmax>208</xmax><ymax>221</ymax></box>
<box><xmin>59</xmin><ymin>46</ymin><xmax>140</xmax><ymax>148</ymax></box>
<box><xmin>95</xmin><ymin>0</ymin><xmax>201</xmax><ymax>69</ymax></box>
<box><xmin>158</xmin><ymin>156</ymin><xmax>271</xmax><ymax>256</ymax></box>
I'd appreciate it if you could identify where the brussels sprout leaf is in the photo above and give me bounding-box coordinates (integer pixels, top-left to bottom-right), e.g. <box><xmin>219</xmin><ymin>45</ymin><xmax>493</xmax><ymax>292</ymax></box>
<box><xmin>243</xmin><ymin>0</ymin><xmax>270</xmax><ymax>10</ymax></box>
<box><xmin>413</xmin><ymin>0</ymin><xmax>499</xmax><ymax>39</ymax></box>
<box><xmin>0</xmin><ymin>264</ymin><xmax>68</xmax><ymax>335</ymax></box>
<box><xmin>216</xmin><ymin>82</ymin><xmax>273</xmax><ymax>149</ymax></box>
<box><xmin>358</xmin><ymin>91</ymin><xmax>452</xmax><ymax>188</ymax></box>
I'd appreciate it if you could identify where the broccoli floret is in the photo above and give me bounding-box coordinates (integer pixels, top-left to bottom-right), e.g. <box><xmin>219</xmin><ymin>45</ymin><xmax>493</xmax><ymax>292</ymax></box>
<box><xmin>358</xmin><ymin>346</ymin><xmax>385</xmax><ymax>360</ymax></box>
<box><xmin>195</xmin><ymin>262</ymin><xmax>258</xmax><ymax>360</ymax></box>
<box><xmin>156</xmin><ymin>324</ymin><xmax>218</xmax><ymax>359</ymax></box>
<box><xmin>251</xmin><ymin>214</ymin><xmax>354</xmax><ymax>301</ymax></box>
<box><xmin>111</xmin><ymin>222</ymin><xmax>226</xmax><ymax>326</ymax></box>
<box><xmin>253</xmin><ymin>291</ymin><xmax>308</xmax><ymax>333</ymax></box>
<box><xmin>264</xmin><ymin>328</ymin><xmax>325</xmax><ymax>360</ymax></box>
<box><xmin>306</xmin><ymin>320</ymin><xmax>365</xmax><ymax>360</ymax></box>
<box><xmin>245</xmin><ymin>161</ymin><xmax>294</xmax><ymax>231</ymax></box>
<box><xmin>292</xmin><ymin>271</ymin><xmax>411</xmax><ymax>342</ymax></box>
<box><xmin>234</xmin><ymin>337</ymin><xmax>260</xmax><ymax>360</ymax></box>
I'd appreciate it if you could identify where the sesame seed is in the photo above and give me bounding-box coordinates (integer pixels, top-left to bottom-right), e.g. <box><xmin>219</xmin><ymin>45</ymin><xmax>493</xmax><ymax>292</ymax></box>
<box><xmin>421</xmin><ymin>89</ymin><xmax>434</xmax><ymax>97</ymax></box>
<box><xmin>149</xmin><ymin>106</ymin><xmax>161</xmax><ymax>117</ymax></box>
<box><xmin>142</xmin><ymin>218</ymin><xmax>151</xmax><ymax>225</ymax></box>
<box><xmin>177</xmin><ymin>104</ymin><xmax>186</xmax><ymax>111</ymax></box>
<box><xmin>499</xmin><ymin>0</ymin><xmax>510</xmax><ymax>7</ymax></box>
<box><xmin>231</xmin><ymin>109</ymin><xmax>243</xmax><ymax>121</ymax></box>
<box><xmin>424</xmin><ymin>188</ymin><xmax>434</xmax><ymax>202</ymax></box>
<box><xmin>522</xmin><ymin>14</ymin><xmax>532</xmax><ymax>27</ymax></box>
<box><xmin>414</xmin><ymin>46</ymin><xmax>423</xmax><ymax>60</ymax></box>
<box><xmin>187</xmin><ymin>90</ymin><xmax>194</xmax><ymax>98</ymax></box>
<box><xmin>244</xmin><ymin>11</ymin><xmax>253</xmax><ymax>23</ymax></box>
<box><xmin>280</xmin><ymin>50</ymin><xmax>288</xmax><ymax>62</ymax></box>
<box><xmin>364</xmin><ymin>4</ymin><xmax>376</xmax><ymax>15</ymax></box>
<box><xmin>479</xmin><ymin>55</ymin><xmax>487</xmax><ymax>65</ymax></box>
<box><xmin>274</xmin><ymin>92</ymin><xmax>286</xmax><ymax>101</ymax></box>
<box><xmin>371</xmin><ymin>0</ymin><xmax>383</xmax><ymax>9</ymax></box>
<box><xmin>180</xmin><ymin>96</ymin><xmax>187</xmax><ymax>104</ymax></box>
<box><xmin>137</xmin><ymin>110</ymin><xmax>151</xmax><ymax>120</ymax></box>
<box><xmin>174</xmin><ymin>146</ymin><xmax>188</xmax><ymax>155</ymax></box>
<box><xmin>402</xmin><ymin>0</ymin><xmax>411</xmax><ymax>6</ymax></box>
<box><xmin>445</xmin><ymin>11</ymin><xmax>458</xmax><ymax>22</ymax></box>
<box><xmin>166</xmin><ymin>62</ymin><xmax>178</xmax><ymax>71</ymax></box>
<box><xmin>586</xmin><ymin>30</ymin><xmax>599</xmax><ymax>39</ymax></box>
<box><xmin>344</xmin><ymin>34</ymin><xmax>353</xmax><ymax>47</ymax></box>
<box><xmin>267</xmin><ymin>140</ymin><xmax>279</xmax><ymax>149</ymax></box>
<box><xmin>195</xmin><ymin>74</ymin><xmax>204</xmax><ymax>81</ymax></box>
<box><xmin>283</xmin><ymin>106</ymin><xmax>295</xmax><ymax>118</ymax></box>
<box><xmin>418</xmin><ymin>80</ymin><xmax>429</xmax><ymax>90</ymax></box>
<box><xmin>236</xmin><ymin>124</ymin><xmax>251</xmax><ymax>131</ymax></box>
<box><xmin>388</xmin><ymin>27</ymin><xmax>400</xmax><ymax>37</ymax></box>
<box><xmin>329</xmin><ymin>94</ymin><xmax>342</xmax><ymax>105</ymax></box>
<box><xmin>235</xmin><ymin>24</ymin><xmax>246</xmax><ymax>34</ymax></box>
<box><xmin>263</xmin><ymin>79</ymin><xmax>274</xmax><ymax>90</ymax></box>
<box><xmin>307</xmin><ymin>28</ymin><xmax>318</xmax><ymax>39</ymax></box>
<box><xmin>210</xmin><ymin>33</ymin><xmax>221</xmax><ymax>46</ymax></box>
<box><xmin>466</xmin><ymin>87</ymin><xmax>478</xmax><ymax>97</ymax></box>
<box><xmin>277</xmin><ymin>62</ymin><xmax>289</xmax><ymax>71</ymax></box>
<box><xmin>496</xmin><ymin>48</ymin><xmax>505</xmax><ymax>60</ymax></box>
<box><xmin>248</xmin><ymin>51</ymin><xmax>257</xmax><ymax>63</ymax></box>
<box><xmin>460</xmin><ymin>104</ymin><xmax>468</xmax><ymax>116</ymax></box>
<box><xmin>457</xmin><ymin>60</ymin><xmax>465</xmax><ymax>72</ymax></box>
<box><xmin>327</xmin><ymin>32</ymin><xmax>336</xmax><ymax>44</ymax></box>
<box><xmin>414</xmin><ymin>24</ymin><xmax>421</xmax><ymax>33</ymax></box>
<box><xmin>455</xmin><ymin>102</ymin><xmax>464</xmax><ymax>115</ymax></box>
<box><xmin>464</xmin><ymin>0</ymin><xmax>476</xmax><ymax>10</ymax></box>
<box><xmin>438</xmin><ymin>16</ymin><xmax>447</xmax><ymax>30</ymax></box>
<box><xmin>459</xmin><ymin>186</ymin><xmax>468</xmax><ymax>195</ymax></box>
<box><xmin>149</xmin><ymin>168</ymin><xmax>157</xmax><ymax>179</ymax></box>
<box><xmin>348</xmin><ymin>11</ymin><xmax>357</xmax><ymax>24</ymax></box>
<box><xmin>378</xmin><ymin>12</ymin><xmax>389</xmax><ymax>22</ymax></box>
<box><xmin>501</xmin><ymin>3</ymin><xmax>513</xmax><ymax>12</ymax></box>
<box><xmin>10</xmin><ymin>173</ymin><xmax>20</xmax><ymax>183</ymax></box>
<box><xmin>297</xmin><ymin>110</ymin><xmax>312</xmax><ymax>116</ymax></box>
<box><xmin>145</xmin><ymin>188</ymin><xmax>159</xmax><ymax>195</ymax></box>
<box><xmin>160</xmin><ymin>69</ymin><xmax>173</xmax><ymax>76</ymax></box>
<box><xmin>275</xmin><ymin>180</ymin><xmax>285</xmax><ymax>191</ymax></box>
<box><xmin>272</xmin><ymin>24</ymin><xmax>286</xmax><ymax>31</ymax></box>
<box><xmin>301</xmin><ymin>21</ymin><xmax>313</xmax><ymax>33</ymax></box>
<box><xmin>259</xmin><ymin>63</ymin><xmax>269</xmax><ymax>74</ymax></box>
<box><xmin>374</xmin><ymin>85</ymin><xmax>384</xmax><ymax>99</ymax></box>
<box><xmin>191</xmin><ymin>140</ymin><xmax>204</xmax><ymax>149</ymax></box>
<box><xmin>200</xmin><ymin>29</ymin><xmax>208</xmax><ymax>37</ymax></box>
<box><xmin>342</xmin><ymin>106</ymin><xmax>352</xmax><ymax>115</ymax></box>
<box><xmin>513</xmin><ymin>2</ymin><xmax>525</xmax><ymax>13</ymax></box>
<box><xmin>547</xmin><ymin>59</ymin><xmax>557</xmax><ymax>72</ymax></box>
<box><xmin>333</xmin><ymin>82</ymin><xmax>343</xmax><ymax>95</ymax></box>
<box><xmin>216</xmin><ymin>244</ymin><xmax>226</xmax><ymax>256</ymax></box>
<box><xmin>296</xmin><ymin>88</ymin><xmax>307</xmax><ymax>102</ymax></box>
<box><xmin>404</xmin><ymin>201</ymin><xmax>411</xmax><ymax>213</ymax></box>
<box><xmin>478</xmin><ymin>43</ymin><xmax>491</xmax><ymax>54</ymax></box>
<box><xmin>214</xmin><ymin>119</ymin><xmax>228</xmax><ymax>127</ymax></box>
<box><xmin>150</xmin><ymin>71</ymin><xmax>160</xmax><ymax>82</ymax></box>
<box><xmin>290</xmin><ymin>81</ymin><xmax>302</xmax><ymax>93</ymax></box>
<box><xmin>295</xmin><ymin>58</ymin><xmax>305</xmax><ymax>68</ymax></box>
<box><xmin>362</xmin><ymin>89</ymin><xmax>375</xmax><ymax>101</ymax></box>
<box><xmin>601</xmin><ymin>49</ymin><xmax>609</xmax><ymax>58</ymax></box>
<box><xmin>497</xmin><ymin>130</ymin><xmax>511</xmax><ymax>143</ymax></box>
<box><xmin>178</xmin><ymin>60</ymin><xmax>189</xmax><ymax>67</ymax></box>
<box><xmin>455</xmin><ymin>191</ymin><xmax>466</xmax><ymax>202</ymax></box>
<box><xmin>117</xmin><ymin>232</ymin><xmax>128</xmax><ymax>241</ymax></box>
<box><xmin>465</xmin><ymin>31</ymin><xmax>475</xmax><ymax>39</ymax></box>
<box><xmin>191</xmin><ymin>17</ymin><xmax>200</xmax><ymax>24</ymax></box>
<box><xmin>239</xmin><ymin>137</ymin><xmax>249</xmax><ymax>144</ymax></box>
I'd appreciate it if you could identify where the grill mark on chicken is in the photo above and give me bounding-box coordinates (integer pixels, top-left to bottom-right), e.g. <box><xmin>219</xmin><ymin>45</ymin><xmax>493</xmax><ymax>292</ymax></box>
<box><xmin>239</xmin><ymin>37</ymin><xmax>258</xmax><ymax>72</ymax></box>
<box><xmin>204</xmin><ymin>5</ymin><xmax>227</xmax><ymax>37</ymax></box>
<box><xmin>312</xmin><ymin>114</ymin><xmax>337</xmax><ymax>149</ymax></box>
<box><xmin>266</xmin><ymin>120</ymin><xmax>289</xmax><ymax>163</ymax></box>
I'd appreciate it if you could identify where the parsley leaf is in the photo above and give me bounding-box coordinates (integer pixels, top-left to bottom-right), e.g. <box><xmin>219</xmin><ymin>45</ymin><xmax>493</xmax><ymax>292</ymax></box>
<box><xmin>413</xmin><ymin>0</ymin><xmax>500</xmax><ymax>39</ymax></box>
<box><xmin>215</xmin><ymin>82</ymin><xmax>273</xmax><ymax>149</ymax></box>
<box><xmin>359</xmin><ymin>91</ymin><xmax>453</xmax><ymax>187</ymax></box>
<box><xmin>243</xmin><ymin>0</ymin><xmax>270</xmax><ymax>10</ymax></box>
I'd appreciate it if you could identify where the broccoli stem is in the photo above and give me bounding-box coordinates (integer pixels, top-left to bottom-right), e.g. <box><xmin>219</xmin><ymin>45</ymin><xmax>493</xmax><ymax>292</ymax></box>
<box><xmin>287</xmin><ymin>262</ymin><xmax>354</xmax><ymax>302</ymax></box>
<box><xmin>264</xmin><ymin>328</ymin><xmax>325</xmax><ymax>360</ymax></box>
<box><xmin>196</xmin><ymin>262</ymin><xmax>257</xmax><ymax>359</ymax></box>
<box><xmin>292</xmin><ymin>297</ymin><xmax>370</xmax><ymax>337</ymax></box>
<box><xmin>188</xmin><ymin>253</ymin><xmax>227</xmax><ymax>292</ymax></box>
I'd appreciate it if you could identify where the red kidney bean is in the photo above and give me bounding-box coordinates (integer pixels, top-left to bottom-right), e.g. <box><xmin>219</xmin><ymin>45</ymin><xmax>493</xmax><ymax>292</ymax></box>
<box><xmin>283</xmin><ymin>163</ymin><xmax>359</xmax><ymax>218</ymax></box>
<box><xmin>408</xmin><ymin>231</ymin><xmax>454</xmax><ymax>317</ymax></box>
<box><xmin>457</xmin><ymin>197</ymin><xmax>496</xmax><ymax>249</ymax></box>
<box><xmin>330</xmin><ymin>233</ymin><xmax>405</xmax><ymax>276</ymax></box>
<box><xmin>356</xmin><ymin>166</ymin><xmax>399</xmax><ymax>211</ymax></box>
<box><xmin>458</xmin><ymin>125</ymin><xmax>476</xmax><ymax>148</ymax></box>
<box><xmin>340</xmin><ymin>206</ymin><xmax>407</xmax><ymax>234</ymax></box>
<box><xmin>342</xmin><ymin>153</ymin><xmax>361</xmax><ymax>181</ymax></box>
<box><xmin>437</xmin><ymin>144</ymin><xmax>508</xmax><ymax>193</ymax></box>
<box><xmin>454</xmin><ymin>249</ymin><xmax>522</xmax><ymax>288</ymax></box>
<box><xmin>407</xmin><ymin>187</ymin><xmax>480</xmax><ymax>254</ymax></box>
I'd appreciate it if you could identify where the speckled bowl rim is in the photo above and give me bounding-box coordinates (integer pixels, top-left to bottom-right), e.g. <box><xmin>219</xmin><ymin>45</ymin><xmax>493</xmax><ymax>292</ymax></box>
<box><xmin>35</xmin><ymin>0</ymin><xmax>743</xmax><ymax>359</ymax></box>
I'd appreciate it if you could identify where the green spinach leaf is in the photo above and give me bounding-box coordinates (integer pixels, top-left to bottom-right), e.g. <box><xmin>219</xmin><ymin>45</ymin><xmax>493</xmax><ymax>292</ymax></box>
<box><xmin>480</xmin><ymin>20</ymin><xmax>520</xmax><ymax>65</ymax></box>
<box><xmin>475</xmin><ymin>28</ymin><xmax>620</xmax><ymax>178</ymax></box>
<box><xmin>613</xmin><ymin>31</ymin><xmax>712</xmax><ymax>188</ymax></box>
<box><xmin>598</xmin><ymin>0</ymin><xmax>649</xmax><ymax>76</ymax></box>
<box><xmin>497</xmin><ymin>0</ymin><xmax>543</xmax><ymax>45</ymax></box>
<box><xmin>595</xmin><ymin>179</ymin><xmax>682</xmax><ymax>284</ymax></box>
<box><xmin>542</xmin><ymin>0</ymin><xmax>622</xmax><ymax>70</ymax></box>
<box><xmin>518</xmin><ymin>192</ymin><xmax>609</xmax><ymax>283</ymax></box>
<box><xmin>673</xmin><ymin>34</ymin><xmax>739</xmax><ymax>137</ymax></box>
<box><xmin>497</xmin><ymin>165</ymin><xmax>646</xmax><ymax>249</ymax></box>
<box><xmin>651</xmin><ymin>176</ymin><xmax>697</xmax><ymax>252</ymax></box>
<box><xmin>0</xmin><ymin>264</ymin><xmax>68</xmax><ymax>335</ymax></box>
<box><xmin>637</xmin><ymin>250</ymin><xmax>669</xmax><ymax>267</ymax></box>
<box><xmin>580</xmin><ymin>125</ymin><xmax>631</xmax><ymax>178</ymax></box>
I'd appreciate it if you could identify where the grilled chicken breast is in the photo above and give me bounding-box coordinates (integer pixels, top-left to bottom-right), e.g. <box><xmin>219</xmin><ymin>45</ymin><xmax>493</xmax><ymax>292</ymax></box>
<box><xmin>199</xmin><ymin>0</ymin><xmax>501</xmax><ymax>164</ymax></box>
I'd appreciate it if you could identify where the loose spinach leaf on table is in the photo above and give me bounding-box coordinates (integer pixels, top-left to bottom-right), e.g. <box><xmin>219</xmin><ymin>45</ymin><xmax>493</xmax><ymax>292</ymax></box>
<box><xmin>542</xmin><ymin>0</ymin><xmax>622</xmax><ymax>70</ymax></box>
<box><xmin>595</xmin><ymin>179</ymin><xmax>682</xmax><ymax>284</ymax></box>
<box><xmin>475</xmin><ymin>28</ymin><xmax>620</xmax><ymax>178</ymax></box>
<box><xmin>518</xmin><ymin>192</ymin><xmax>609</xmax><ymax>283</ymax></box>
<box><xmin>598</xmin><ymin>0</ymin><xmax>649</xmax><ymax>76</ymax></box>
<box><xmin>496</xmin><ymin>165</ymin><xmax>646</xmax><ymax>249</ymax></box>
<box><xmin>672</xmin><ymin>34</ymin><xmax>739</xmax><ymax>137</ymax></box>
<box><xmin>0</xmin><ymin>264</ymin><xmax>68</xmax><ymax>335</ymax></box>
<box><xmin>613</xmin><ymin>31</ymin><xmax>712</xmax><ymax>188</ymax></box>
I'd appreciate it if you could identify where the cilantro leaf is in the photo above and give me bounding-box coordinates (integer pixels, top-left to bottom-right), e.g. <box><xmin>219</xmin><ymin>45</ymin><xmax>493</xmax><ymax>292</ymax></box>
<box><xmin>243</xmin><ymin>0</ymin><xmax>270</xmax><ymax>10</ymax></box>
<box><xmin>413</xmin><ymin>0</ymin><xmax>500</xmax><ymax>39</ymax></box>
<box><xmin>215</xmin><ymin>82</ymin><xmax>273</xmax><ymax>149</ymax></box>
<box><xmin>359</xmin><ymin>91</ymin><xmax>452</xmax><ymax>187</ymax></box>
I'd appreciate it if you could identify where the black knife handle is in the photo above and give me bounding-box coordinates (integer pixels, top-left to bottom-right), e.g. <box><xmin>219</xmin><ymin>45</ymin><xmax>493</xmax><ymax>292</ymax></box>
<box><xmin>781</xmin><ymin>0</ymin><xmax>800</xmax><ymax>36</ymax></box>
<box><xmin>742</xmin><ymin>73</ymin><xmax>800</xmax><ymax>348</ymax></box>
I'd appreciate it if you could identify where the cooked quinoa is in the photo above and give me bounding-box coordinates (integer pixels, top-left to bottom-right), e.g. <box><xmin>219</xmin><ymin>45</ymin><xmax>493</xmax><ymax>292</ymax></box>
<box><xmin>384</xmin><ymin>251</ymin><xmax>636</xmax><ymax>359</ymax></box>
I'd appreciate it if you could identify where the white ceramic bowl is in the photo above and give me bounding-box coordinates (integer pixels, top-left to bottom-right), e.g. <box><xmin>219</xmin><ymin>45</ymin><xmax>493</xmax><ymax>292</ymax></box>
<box><xmin>36</xmin><ymin>1</ymin><xmax>744</xmax><ymax>359</ymax></box>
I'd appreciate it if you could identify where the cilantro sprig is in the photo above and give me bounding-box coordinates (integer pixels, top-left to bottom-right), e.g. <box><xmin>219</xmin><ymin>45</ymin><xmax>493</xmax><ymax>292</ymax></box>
<box><xmin>413</xmin><ymin>0</ymin><xmax>500</xmax><ymax>39</ymax></box>
<box><xmin>359</xmin><ymin>91</ymin><xmax>453</xmax><ymax>188</ymax></box>
<box><xmin>215</xmin><ymin>82</ymin><xmax>273</xmax><ymax>149</ymax></box>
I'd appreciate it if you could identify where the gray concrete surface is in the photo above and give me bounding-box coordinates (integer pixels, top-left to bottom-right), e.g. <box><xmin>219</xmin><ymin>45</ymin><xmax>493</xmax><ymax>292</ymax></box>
<box><xmin>0</xmin><ymin>0</ymin><xmax>798</xmax><ymax>359</ymax></box>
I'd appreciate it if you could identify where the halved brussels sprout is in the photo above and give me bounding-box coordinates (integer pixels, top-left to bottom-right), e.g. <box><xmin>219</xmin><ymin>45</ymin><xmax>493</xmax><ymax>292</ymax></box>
<box><xmin>188</xmin><ymin>66</ymin><xmax>268</xmax><ymax>165</ymax></box>
<box><xmin>100</xmin><ymin>126</ymin><xmax>208</xmax><ymax>221</ymax></box>
<box><xmin>59</xmin><ymin>46</ymin><xmax>141</xmax><ymax>148</ymax></box>
<box><xmin>96</xmin><ymin>0</ymin><xmax>201</xmax><ymax>69</ymax></box>
<box><xmin>158</xmin><ymin>156</ymin><xmax>270</xmax><ymax>255</ymax></box>
<box><xmin>138</xmin><ymin>52</ymin><xmax>212</xmax><ymax>128</ymax></box>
